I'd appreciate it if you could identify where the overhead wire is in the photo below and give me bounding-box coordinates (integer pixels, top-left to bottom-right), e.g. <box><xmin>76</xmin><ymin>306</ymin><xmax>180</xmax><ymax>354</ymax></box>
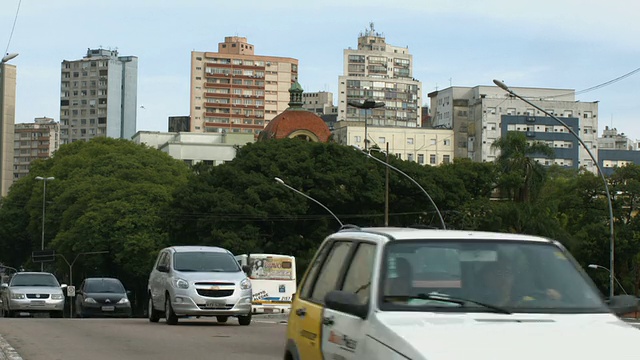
<box><xmin>4</xmin><ymin>0</ymin><xmax>22</xmax><ymax>56</ymax></box>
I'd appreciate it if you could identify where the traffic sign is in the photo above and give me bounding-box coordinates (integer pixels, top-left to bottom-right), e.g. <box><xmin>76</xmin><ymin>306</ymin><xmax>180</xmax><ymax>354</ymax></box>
<box><xmin>32</xmin><ymin>250</ymin><xmax>55</xmax><ymax>263</ymax></box>
<box><xmin>67</xmin><ymin>286</ymin><xmax>75</xmax><ymax>297</ymax></box>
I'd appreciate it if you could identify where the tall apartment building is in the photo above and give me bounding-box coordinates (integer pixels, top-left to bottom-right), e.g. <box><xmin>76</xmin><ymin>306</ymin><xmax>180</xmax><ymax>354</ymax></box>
<box><xmin>190</xmin><ymin>36</ymin><xmax>298</xmax><ymax>135</ymax></box>
<box><xmin>0</xmin><ymin>62</ymin><xmax>17</xmax><ymax>197</ymax></box>
<box><xmin>13</xmin><ymin>117</ymin><xmax>60</xmax><ymax>180</ymax></box>
<box><xmin>337</xmin><ymin>24</ymin><xmax>422</xmax><ymax>130</ymax></box>
<box><xmin>429</xmin><ymin>86</ymin><xmax>599</xmax><ymax>173</ymax></box>
<box><xmin>60</xmin><ymin>48</ymin><xmax>138</xmax><ymax>145</ymax></box>
<box><xmin>302</xmin><ymin>91</ymin><xmax>336</xmax><ymax>115</ymax></box>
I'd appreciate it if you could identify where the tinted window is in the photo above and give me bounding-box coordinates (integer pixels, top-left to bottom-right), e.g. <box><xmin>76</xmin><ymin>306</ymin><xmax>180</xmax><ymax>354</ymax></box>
<box><xmin>341</xmin><ymin>243</ymin><xmax>376</xmax><ymax>305</ymax></box>
<box><xmin>85</xmin><ymin>279</ymin><xmax>125</xmax><ymax>293</ymax></box>
<box><xmin>380</xmin><ymin>240</ymin><xmax>607</xmax><ymax>314</ymax></box>
<box><xmin>310</xmin><ymin>241</ymin><xmax>352</xmax><ymax>303</ymax></box>
<box><xmin>299</xmin><ymin>242</ymin><xmax>332</xmax><ymax>299</ymax></box>
<box><xmin>173</xmin><ymin>252</ymin><xmax>240</xmax><ymax>272</ymax></box>
<box><xmin>11</xmin><ymin>274</ymin><xmax>59</xmax><ymax>287</ymax></box>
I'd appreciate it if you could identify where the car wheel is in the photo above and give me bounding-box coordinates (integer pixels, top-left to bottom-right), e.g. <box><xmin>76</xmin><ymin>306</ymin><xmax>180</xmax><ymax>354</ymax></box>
<box><xmin>148</xmin><ymin>295</ymin><xmax>160</xmax><ymax>323</ymax></box>
<box><xmin>216</xmin><ymin>316</ymin><xmax>228</xmax><ymax>323</ymax></box>
<box><xmin>238</xmin><ymin>313</ymin><xmax>251</xmax><ymax>326</ymax></box>
<box><xmin>164</xmin><ymin>295</ymin><xmax>178</xmax><ymax>325</ymax></box>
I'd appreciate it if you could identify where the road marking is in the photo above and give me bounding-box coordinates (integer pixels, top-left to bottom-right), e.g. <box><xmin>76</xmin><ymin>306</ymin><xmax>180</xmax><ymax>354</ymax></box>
<box><xmin>0</xmin><ymin>334</ymin><xmax>23</xmax><ymax>360</ymax></box>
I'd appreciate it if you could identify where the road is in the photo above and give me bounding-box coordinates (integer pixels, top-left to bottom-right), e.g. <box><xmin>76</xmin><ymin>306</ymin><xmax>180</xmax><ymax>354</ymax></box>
<box><xmin>0</xmin><ymin>316</ymin><xmax>288</xmax><ymax>360</ymax></box>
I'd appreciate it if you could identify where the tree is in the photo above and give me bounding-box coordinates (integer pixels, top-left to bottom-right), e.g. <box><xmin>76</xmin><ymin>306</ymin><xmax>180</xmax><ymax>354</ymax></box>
<box><xmin>491</xmin><ymin>132</ymin><xmax>554</xmax><ymax>202</ymax></box>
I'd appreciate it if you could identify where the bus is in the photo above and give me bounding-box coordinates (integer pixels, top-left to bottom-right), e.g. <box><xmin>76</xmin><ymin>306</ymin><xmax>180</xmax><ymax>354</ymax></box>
<box><xmin>235</xmin><ymin>254</ymin><xmax>296</xmax><ymax>315</ymax></box>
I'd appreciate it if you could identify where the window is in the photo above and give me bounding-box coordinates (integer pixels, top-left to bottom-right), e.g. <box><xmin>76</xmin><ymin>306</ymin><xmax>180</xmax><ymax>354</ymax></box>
<box><xmin>310</xmin><ymin>242</ymin><xmax>353</xmax><ymax>303</ymax></box>
<box><xmin>443</xmin><ymin>155</ymin><xmax>451</xmax><ymax>164</ymax></box>
<box><xmin>341</xmin><ymin>243</ymin><xmax>376</xmax><ymax>305</ymax></box>
<box><xmin>418</xmin><ymin>154</ymin><xmax>424</xmax><ymax>164</ymax></box>
<box><xmin>407</xmin><ymin>138</ymin><xmax>414</xmax><ymax>145</ymax></box>
<box><xmin>444</xmin><ymin>139</ymin><xmax>450</xmax><ymax>146</ymax></box>
<box><xmin>430</xmin><ymin>154</ymin><xmax>436</xmax><ymax>164</ymax></box>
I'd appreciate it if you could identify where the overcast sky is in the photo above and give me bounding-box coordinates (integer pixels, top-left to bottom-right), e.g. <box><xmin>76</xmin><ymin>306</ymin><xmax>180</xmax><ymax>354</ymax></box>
<box><xmin>3</xmin><ymin>0</ymin><xmax>640</xmax><ymax>140</ymax></box>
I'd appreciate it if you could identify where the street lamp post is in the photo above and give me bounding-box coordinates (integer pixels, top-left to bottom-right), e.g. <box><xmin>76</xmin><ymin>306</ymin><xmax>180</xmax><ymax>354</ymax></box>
<box><xmin>347</xmin><ymin>99</ymin><xmax>385</xmax><ymax>151</ymax></box>
<box><xmin>274</xmin><ymin>177</ymin><xmax>344</xmax><ymax>228</ymax></box>
<box><xmin>493</xmin><ymin>79</ymin><xmax>615</xmax><ymax>299</ymax></box>
<box><xmin>35</xmin><ymin>176</ymin><xmax>54</xmax><ymax>271</ymax></box>
<box><xmin>588</xmin><ymin>264</ymin><xmax>628</xmax><ymax>295</ymax></box>
<box><xmin>56</xmin><ymin>251</ymin><xmax>109</xmax><ymax>317</ymax></box>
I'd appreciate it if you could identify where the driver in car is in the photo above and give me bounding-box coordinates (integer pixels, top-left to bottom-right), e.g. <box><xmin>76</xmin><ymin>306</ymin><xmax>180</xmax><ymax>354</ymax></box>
<box><xmin>477</xmin><ymin>260</ymin><xmax>562</xmax><ymax>306</ymax></box>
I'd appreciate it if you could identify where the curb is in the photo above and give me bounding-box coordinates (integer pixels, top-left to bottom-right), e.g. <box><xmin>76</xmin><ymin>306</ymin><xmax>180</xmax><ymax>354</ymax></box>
<box><xmin>0</xmin><ymin>335</ymin><xmax>22</xmax><ymax>360</ymax></box>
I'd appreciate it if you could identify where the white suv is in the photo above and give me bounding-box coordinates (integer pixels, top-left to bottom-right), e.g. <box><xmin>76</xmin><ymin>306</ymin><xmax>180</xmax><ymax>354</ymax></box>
<box><xmin>147</xmin><ymin>246</ymin><xmax>252</xmax><ymax>325</ymax></box>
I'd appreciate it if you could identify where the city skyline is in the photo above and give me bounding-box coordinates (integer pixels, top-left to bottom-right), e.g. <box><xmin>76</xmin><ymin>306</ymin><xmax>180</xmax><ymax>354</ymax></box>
<box><xmin>2</xmin><ymin>0</ymin><xmax>640</xmax><ymax>140</ymax></box>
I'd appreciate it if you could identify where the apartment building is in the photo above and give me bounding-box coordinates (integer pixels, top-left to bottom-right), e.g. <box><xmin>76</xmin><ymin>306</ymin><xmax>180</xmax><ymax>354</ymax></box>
<box><xmin>13</xmin><ymin>117</ymin><xmax>60</xmax><ymax>180</ymax></box>
<box><xmin>60</xmin><ymin>48</ymin><xmax>138</xmax><ymax>144</ymax></box>
<box><xmin>302</xmin><ymin>91</ymin><xmax>336</xmax><ymax>115</ymax></box>
<box><xmin>429</xmin><ymin>85</ymin><xmax>599</xmax><ymax>173</ymax></box>
<box><xmin>0</xmin><ymin>62</ymin><xmax>17</xmax><ymax>197</ymax></box>
<box><xmin>337</xmin><ymin>23</ymin><xmax>422</xmax><ymax>129</ymax></box>
<box><xmin>190</xmin><ymin>36</ymin><xmax>298</xmax><ymax>135</ymax></box>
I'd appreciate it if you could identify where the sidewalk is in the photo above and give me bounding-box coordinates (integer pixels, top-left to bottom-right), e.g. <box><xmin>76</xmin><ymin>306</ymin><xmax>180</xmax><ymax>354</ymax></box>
<box><xmin>0</xmin><ymin>335</ymin><xmax>22</xmax><ymax>360</ymax></box>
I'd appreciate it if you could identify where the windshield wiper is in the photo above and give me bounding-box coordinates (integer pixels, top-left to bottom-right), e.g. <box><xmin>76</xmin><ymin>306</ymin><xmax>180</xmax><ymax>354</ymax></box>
<box><xmin>385</xmin><ymin>293</ymin><xmax>512</xmax><ymax>314</ymax></box>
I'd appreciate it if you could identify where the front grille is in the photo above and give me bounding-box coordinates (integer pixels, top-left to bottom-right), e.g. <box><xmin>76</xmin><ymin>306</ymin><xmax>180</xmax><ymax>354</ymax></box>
<box><xmin>26</xmin><ymin>294</ymin><xmax>50</xmax><ymax>299</ymax></box>
<box><xmin>194</xmin><ymin>282</ymin><xmax>234</xmax><ymax>286</ymax></box>
<box><xmin>197</xmin><ymin>304</ymin><xmax>234</xmax><ymax>310</ymax></box>
<box><xmin>197</xmin><ymin>289</ymin><xmax>234</xmax><ymax>298</ymax></box>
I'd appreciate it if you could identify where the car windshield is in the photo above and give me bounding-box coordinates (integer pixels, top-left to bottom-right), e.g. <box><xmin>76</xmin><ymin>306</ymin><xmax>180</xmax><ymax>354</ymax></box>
<box><xmin>173</xmin><ymin>251</ymin><xmax>241</xmax><ymax>272</ymax></box>
<box><xmin>10</xmin><ymin>273</ymin><xmax>60</xmax><ymax>287</ymax></box>
<box><xmin>85</xmin><ymin>279</ymin><xmax>125</xmax><ymax>293</ymax></box>
<box><xmin>379</xmin><ymin>239</ymin><xmax>608</xmax><ymax>314</ymax></box>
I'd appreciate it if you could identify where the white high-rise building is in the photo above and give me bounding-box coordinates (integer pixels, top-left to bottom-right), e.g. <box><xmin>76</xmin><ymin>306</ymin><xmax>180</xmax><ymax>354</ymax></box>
<box><xmin>59</xmin><ymin>48</ymin><xmax>138</xmax><ymax>144</ymax></box>
<box><xmin>337</xmin><ymin>23</ymin><xmax>422</xmax><ymax>130</ymax></box>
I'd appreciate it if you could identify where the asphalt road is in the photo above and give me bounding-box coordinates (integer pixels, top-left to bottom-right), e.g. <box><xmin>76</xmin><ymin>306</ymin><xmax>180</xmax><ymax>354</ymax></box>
<box><xmin>0</xmin><ymin>316</ymin><xmax>288</xmax><ymax>360</ymax></box>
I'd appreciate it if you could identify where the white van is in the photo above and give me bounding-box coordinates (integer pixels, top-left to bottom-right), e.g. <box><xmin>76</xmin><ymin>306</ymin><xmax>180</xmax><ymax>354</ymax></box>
<box><xmin>235</xmin><ymin>254</ymin><xmax>296</xmax><ymax>314</ymax></box>
<box><xmin>148</xmin><ymin>246</ymin><xmax>252</xmax><ymax>325</ymax></box>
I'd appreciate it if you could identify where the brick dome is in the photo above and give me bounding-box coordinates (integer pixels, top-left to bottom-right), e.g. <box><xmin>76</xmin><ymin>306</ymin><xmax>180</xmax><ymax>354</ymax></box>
<box><xmin>257</xmin><ymin>81</ymin><xmax>332</xmax><ymax>142</ymax></box>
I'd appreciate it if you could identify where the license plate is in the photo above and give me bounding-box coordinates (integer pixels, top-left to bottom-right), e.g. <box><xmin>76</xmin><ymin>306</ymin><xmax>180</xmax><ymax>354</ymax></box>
<box><xmin>30</xmin><ymin>300</ymin><xmax>45</xmax><ymax>306</ymax></box>
<box><xmin>263</xmin><ymin>308</ymin><xmax>274</xmax><ymax>313</ymax></box>
<box><xmin>205</xmin><ymin>301</ymin><xmax>226</xmax><ymax>309</ymax></box>
<box><xmin>101</xmin><ymin>306</ymin><xmax>115</xmax><ymax>311</ymax></box>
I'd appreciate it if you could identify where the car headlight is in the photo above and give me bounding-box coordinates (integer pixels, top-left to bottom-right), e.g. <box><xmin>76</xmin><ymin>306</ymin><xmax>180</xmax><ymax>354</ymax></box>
<box><xmin>240</xmin><ymin>278</ymin><xmax>251</xmax><ymax>290</ymax></box>
<box><xmin>10</xmin><ymin>293</ymin><xmax>25</xmax><ymax>299</ymax></box>
<box><xmin>51</xmin><ymin>294</ymin><xmax>64</xmax><ymax>300</ymax></box>
<box><xmin>117</xmin><ymin>297</ymin><xmax>130</xmax><ymax>304</ymax></box>
<box><xmin>84</xmin><ymin>297</ymin><xmax>97</xmax><ymax>303</ymax></box>
<box><xmin>173</xmin><ymin>278</ymin><xmax>189</xmax><ymax>289</ymax></box>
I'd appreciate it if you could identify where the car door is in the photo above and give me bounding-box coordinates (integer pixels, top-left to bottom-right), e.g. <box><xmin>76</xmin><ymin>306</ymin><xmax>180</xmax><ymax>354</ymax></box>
<box><xmin>322</xmin><ymin>242</ymin><xmax>377</xmax><ymax>359</ymax></box>
<box><xmin>288</xmin><ymin>241</ymin><xmax>353</xmax><ymax>360</ymax></box>
<box><xmin>150</xmin><ymin>251</ymin><xmax>169</xmax><ymax>307</ymax></box>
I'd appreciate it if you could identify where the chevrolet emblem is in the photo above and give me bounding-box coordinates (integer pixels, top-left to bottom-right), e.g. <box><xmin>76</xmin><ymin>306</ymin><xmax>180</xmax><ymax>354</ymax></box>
<box><xmin>36</xmin><ymin>294</ymin><xmax>40</xmax><ymax>298</ymax></box>
<box><xmin>209</xmin><ymin>286</ymin><xmax>220</xmax><ymax>290</ymax></box>
<box><xmin>105</xmin><ymin>299</ymin><xmax>111</xmax><ymax>303</ymax></box>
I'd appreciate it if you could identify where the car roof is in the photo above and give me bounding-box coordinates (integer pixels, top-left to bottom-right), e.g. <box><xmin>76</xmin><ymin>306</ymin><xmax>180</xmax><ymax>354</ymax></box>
<box><xmin>166</xmin><ymin>245</ymin><xmax>230</xmax><ymax>253</ymax></box>
<box><xmin>12</xmin><ymin>272</ymin><xmax>55</xmax><ymax>276</ymax></box>
<box><xmin>84</xmin><ymin>277</ymin><xmax>121</xmax><ymax>282</ymax></box>
<box><xmin>331</xmin><ymin>227</ymin><xmax>554</xmax><ymax>244</ymax></box>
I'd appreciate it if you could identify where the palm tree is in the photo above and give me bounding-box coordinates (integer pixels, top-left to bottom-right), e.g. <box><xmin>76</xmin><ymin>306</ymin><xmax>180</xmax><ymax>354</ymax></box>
<box><xmin>491</xmin><ymin>132</ymin><xmax>555</xmax><ymax>203</ymax></box>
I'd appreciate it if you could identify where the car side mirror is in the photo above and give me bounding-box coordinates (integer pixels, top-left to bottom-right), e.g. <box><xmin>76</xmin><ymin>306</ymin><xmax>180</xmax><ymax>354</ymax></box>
<box><xmin>608</xmin><ymin>295</ymin><xmax>639</xmax><ymax>316</ymax></box>
<box><xmin>60</xmin><ymin>284</ymin><xmax>68</xmax><ymax>289</ymax></box>
<box><xmin>242</xmin><ymin>265</ymin><xmax>252</xmax><ymax>276</ymax></box>
<box><xmin>157</xmin><ymin>264</ymin><xmax>170</xmax><ymax>273</ymax></box>
<box><xmin>324</xmin><ymin>290</ymin><xmax>368</xmax><ymax>319</ymax></box>
<box><xmin>126</xmin><ymin>290</ymin><xmax>133</xmax><ymax>296</ymax></box>
<box><xmin>0</xmin><ymin>283</ymin><xmax>7</xmax><ymax>289</ymax></box>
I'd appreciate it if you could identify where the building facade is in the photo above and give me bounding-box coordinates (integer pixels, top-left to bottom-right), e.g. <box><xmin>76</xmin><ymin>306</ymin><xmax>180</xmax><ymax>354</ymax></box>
<box><xmin>598</xmin><ymin>126</ymin><xmax>637</xmax><ymax>151</ymax></box>
<box><xmin>0</xmin><ymin>63</ymin><xmax>17</xmax><ymax>197</ymax></box>
<box><xmin>60</xmin><ymin>48</ymin><xmax>138</xmax><ymax>145</ymax></box>
<box><xmin>333</xmin><ymin>123</ymin><xmax>455</xmax><ymax>166</ymax></box>
<box><xmin>13</xmin><ymin>117</ymin><xmax>60</xmax><ymax>180</ymax></box>
<box><xmin>337</xmin><ymin>24</ymin><xmax>422</xmax><ymax>129</ymax></box>
<box><xmin>190</xmin><ymin>36</ymin><xmax>298</xmax><ymax>135</ymax></box>
<box><xmin>429</xmin><ymin>86</ymin><xmax>599</xmax><ymax>173</ymax></box>
<box><xmin>132</xmin><ymin>131</ymin><xmax>255</xmax><ymax>166</ymax></box>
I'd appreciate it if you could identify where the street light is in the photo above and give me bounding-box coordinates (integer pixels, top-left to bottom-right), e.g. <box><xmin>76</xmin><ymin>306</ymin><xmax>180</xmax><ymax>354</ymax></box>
<box><xmin>353</xmin><ymin>145</ymin><xmax>447</xmax><ymax>230</ymax></box>
<box><xmin>274</xmin><ymin>177</ymin><xmax>344</xmax><ymax>228</ymax></box>
<box><xmin>493</xmin><ymin>79</ymin><xmax>615</xmax><ymax>299</ymax></box>
<box><xmin>35</xmin><ymin>176</ymin><xmax>54</xmax><ymax>271</ymax></box>
<box><xmin>347</xmin><ymin>99</ymin><xmax>385</xmax><ymax>151</ymax></box>
<box><xmin>1</xmin><ymin>53</ymin><xmax>19</xmax><ymax>64</ymax></box>
<box><xmin>588</xmin><ymin>264</ymin><xmax>628</xmax><ymax>295</ymax></box>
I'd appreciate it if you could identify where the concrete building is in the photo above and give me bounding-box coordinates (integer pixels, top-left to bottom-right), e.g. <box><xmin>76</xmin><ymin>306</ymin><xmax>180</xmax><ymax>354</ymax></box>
<box><xmin>598</xmin><ymin>126</ymin><xmax>637</xmax><ymax>151</ymax></box>
<box><xmin>0</xmin><ymin>62</ymin><xmax>17</xmax><ymax>197</ymax></box>
<box><xmin>132</xmin><ymin>131</ymin><xmax>255</xmax><ymax>166</ymax></box>
<box><xmin>337</xmin><ymin>23</ymin><xmax>422</xmax><ymax>129</ymax></box>
<box><xmin>302</xmin><ymin>91</ymin><xmax>336</xmax><ymax>115</ymax></box>
<box><xmin>429</xmin><ymin>85</ymin><xmax>599</xmax><ymax>173</ymax></box>
<box><xmin>60</xmin><ymin>48</ymin><xmax>138</xmax><ymax>145</ymax></box>
<box><xmin>190</xmin><ymin>36</ymin><xmax>298</xmax><ymax>135</ymax></box>
<box><xmin>333</xmin><ymin>122</ymin><xmax>455</xmax><ymax>166</ymax></box>
<box><xmin>597</xmin><ymin>126</ymin><xmax>640</xmax><ymax>175</ymax></box>
<box><xmin>13</xmin><ymin>117</ymin><xmax>60</xmax><ymax>180</ymax></box>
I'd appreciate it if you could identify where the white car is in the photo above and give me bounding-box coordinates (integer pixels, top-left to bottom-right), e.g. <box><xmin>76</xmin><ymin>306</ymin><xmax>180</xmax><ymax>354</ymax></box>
<box><xmin>1</xmin><ymin>272</ymin><xmax>66</xmax><ymax>318</ymax></box>
<box><xmin>284</xmin><ymin>227</ymin><xmax>640</xmax><ymax>360</ymax></box>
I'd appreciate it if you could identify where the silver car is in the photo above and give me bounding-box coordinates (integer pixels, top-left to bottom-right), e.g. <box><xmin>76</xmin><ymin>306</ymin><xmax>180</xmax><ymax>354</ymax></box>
<box><xmin>1</xmin><ymin>272</ymin><xmax>66</xmax><ymax>318</ymax></box>
<box><xmin>147</xmin><ymin>246</ymin><xmax>252</xmax><ymax>325</ymax></box>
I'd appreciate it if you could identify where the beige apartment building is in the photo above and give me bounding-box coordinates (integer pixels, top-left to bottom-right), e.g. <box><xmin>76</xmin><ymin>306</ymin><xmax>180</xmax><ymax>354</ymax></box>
<box><xmin>1</xmin><ymin>63</ymin><xmax>17</xmax><ymax>197</ymax></box>
<box><xmin>190</xmin><ymin>36</ymin><xmax>299</xmax><ymax>135</ymax></box>
<box><xmin>13</xmin><ymin>117</ymin><xmax>60</xmax><ymax>180</ymax></box>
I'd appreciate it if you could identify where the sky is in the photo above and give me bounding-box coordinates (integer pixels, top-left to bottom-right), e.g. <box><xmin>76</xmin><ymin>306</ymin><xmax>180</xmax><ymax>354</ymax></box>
<box><xmin>2</xmin><ymin>0</ymin><xmax>640</xmax><ymax>140</ymax></box>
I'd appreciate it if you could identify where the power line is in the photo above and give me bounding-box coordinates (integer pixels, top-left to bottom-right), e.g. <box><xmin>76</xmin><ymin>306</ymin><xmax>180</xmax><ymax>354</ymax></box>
<box><xmin>538</xmin><ymin>66</ymin><xmax>640</xmax><ymax>100</ymax></box>
<box><xmin>4</xmin><ymin>0</ymin><xmax>22</xmax><ymax>56</ymax></box>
